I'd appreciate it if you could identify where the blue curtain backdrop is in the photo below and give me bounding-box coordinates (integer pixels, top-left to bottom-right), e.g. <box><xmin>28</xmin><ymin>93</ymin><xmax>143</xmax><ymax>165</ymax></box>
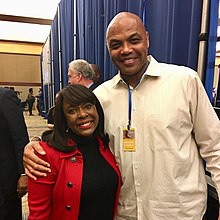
<box><xmin>46</xmin><ymin>0</ymin><xmax>217</xmax><ymax>98</ymax></box>
<box><xmin>59</xmin><ymin>0</ymin><xmax>75</xmax><ymax>87</ymax></box>
<box><xmin>76</xmin><ymin>0</ymin><xmax>85</xmax><ymax>60</ymax></box>
<box><xmin>41</xmin><ymin>37</ymin><xmax>51</xmax><ymax>113</ymax></box>
<box><xmin>143</xmin><ymin>0</ymin><xmax>203</xmax><ymax>71</ymax></box>
<box><xmin>39</xmin><ymin>54</ymin><xmax>46</xmax><ymax>113</ymax></box>
<box><xmin>76</xmin><ymin>0</ymin><xmax>105</xmax><ymax>80</ymax></box>
<box><xmin>50</xmin><ymin>11</ymin><xmax>61</xmax><ymax>95</ymax></box>
<box><xmin>49</xmin><ymin>32</ymin><xmax>55</xmax><ymax>109</ymax></box>
<box><xmin>204</xmin><ymin>0</ymin><xmax>219</xmax><ymax>100</ymax></box>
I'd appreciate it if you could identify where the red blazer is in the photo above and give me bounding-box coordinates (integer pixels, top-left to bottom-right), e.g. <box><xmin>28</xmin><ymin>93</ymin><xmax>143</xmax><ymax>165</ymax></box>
<box><xmin>28</xmin><ymin>136</ymin><xmax>121</xmax><ymax>220</ymax></box>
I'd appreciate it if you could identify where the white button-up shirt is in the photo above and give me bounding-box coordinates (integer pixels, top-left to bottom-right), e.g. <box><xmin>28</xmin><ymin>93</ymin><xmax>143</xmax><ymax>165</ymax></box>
<box><xmin>94</xmin><ymin>56</ymin><xmax>220</xmax><ymax>220</ymax></box>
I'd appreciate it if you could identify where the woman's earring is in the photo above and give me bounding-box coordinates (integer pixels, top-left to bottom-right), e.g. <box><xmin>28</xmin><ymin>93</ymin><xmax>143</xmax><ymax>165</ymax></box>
<box><xmin>66</xmin><ymin>128</ymin><xmax>69</xmax><ymax>133</ymax></box>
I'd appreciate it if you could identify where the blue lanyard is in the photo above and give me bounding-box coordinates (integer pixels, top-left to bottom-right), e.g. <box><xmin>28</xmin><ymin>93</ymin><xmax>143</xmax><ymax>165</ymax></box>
<box><xmin>127</xmin><ymin>84</ymin><xmax>132</xmax><ymax>130</ymax></box>
<box><xmin>126</xmin><ymin>78</ymin><xmax>141</xmax><ymax>130</ymax></box>
<box><xmin>125</xmin><ymin>61</ymin><xmax>149</xmax><ymax>130</ymax></box>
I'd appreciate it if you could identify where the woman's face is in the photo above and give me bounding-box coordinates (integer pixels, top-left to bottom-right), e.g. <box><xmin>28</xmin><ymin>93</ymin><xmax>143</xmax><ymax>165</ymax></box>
<box><xmin>62</xmin><ymin>101</ymin><xmax>99</xmax><ymax>137</ymax></box>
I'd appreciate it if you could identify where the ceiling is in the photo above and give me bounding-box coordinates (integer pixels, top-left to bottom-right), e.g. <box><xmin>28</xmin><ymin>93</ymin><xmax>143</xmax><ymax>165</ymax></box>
<box><xmin>0</xmin><ymin>0</ymin><xmax>60</xmax><ymax>43</ymax></box>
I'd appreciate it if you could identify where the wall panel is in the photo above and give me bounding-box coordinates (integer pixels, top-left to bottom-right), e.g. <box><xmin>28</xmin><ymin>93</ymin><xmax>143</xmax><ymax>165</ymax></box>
<box><xmin>0</xmin><ymin>53</ymin><xmax>41</xmax><ymax>101</ymax></box>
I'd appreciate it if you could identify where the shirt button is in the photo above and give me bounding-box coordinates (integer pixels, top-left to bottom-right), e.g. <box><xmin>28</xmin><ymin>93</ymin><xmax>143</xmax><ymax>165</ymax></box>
<box><xmin>66</xmin><ymin>205</ymin><xmax>71</xmax><ymax>210</ymax></box>
<box><xmin>67</xmin><ymin>182</ymin><xmax>73</xmax><ymax>188</ymax></box>
<box><xmin>71</xmin><ymin>157</ymin><xmax>77</xmax><ymax>163</ymax></box>
<box><xmin>135</xmin><ymin>181</ymin><xmax>140</xmax><ymax>186</ymax></box>
<box><xmin>137</xmin><ymin>198</ymin><xmax>142</xmax><ymax>202</ymax></box>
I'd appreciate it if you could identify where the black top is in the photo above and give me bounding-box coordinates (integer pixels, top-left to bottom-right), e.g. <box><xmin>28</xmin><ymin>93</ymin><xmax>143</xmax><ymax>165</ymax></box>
<box><xmin>71</xmin><ymin>134</ymin><xmax>118</xmax><ymax>220</ymax></box>
<box><xmin>0</xmin><ymin>88</ymin><xmax>29</xmax><ymax>195</ymax></box>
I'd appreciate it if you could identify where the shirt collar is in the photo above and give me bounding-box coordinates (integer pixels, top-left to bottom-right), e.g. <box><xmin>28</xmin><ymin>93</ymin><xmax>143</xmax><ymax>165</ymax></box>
<box><xmin>145</xmin><ymin>55</ymin><xmax>162</xmax><ymax>77</ymax></box>
<box><xmin>87</xmin><ymin>82</ymin><xmax>94</xmax><ymax>88</ymax></box>
<box><xmin>111</xmin><ymin>55</ymin><xmax>161</xmax><ymax>88</ymax></box>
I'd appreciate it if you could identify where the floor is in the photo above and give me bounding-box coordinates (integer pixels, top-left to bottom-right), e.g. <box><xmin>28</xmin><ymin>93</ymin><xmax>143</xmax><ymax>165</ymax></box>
<box><xmin>22</xmin><ymin>110</ymin><xmax>48</xmax><ymax>219</ymax></box>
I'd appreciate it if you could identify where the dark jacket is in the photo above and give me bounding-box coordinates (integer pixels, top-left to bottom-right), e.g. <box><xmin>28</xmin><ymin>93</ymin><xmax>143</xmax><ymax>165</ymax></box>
<box><xmin>0</xmin><ymin>88</ymin><xmax>29</xmax><ymax>202</ymax></box>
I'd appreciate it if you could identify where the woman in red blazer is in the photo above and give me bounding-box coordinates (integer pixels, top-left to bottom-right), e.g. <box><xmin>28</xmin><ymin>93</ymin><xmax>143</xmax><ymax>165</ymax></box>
<box><xmin>28</xmin><ymin>84</ymin><xmax>121</xmax><ymax>220</ymax></box>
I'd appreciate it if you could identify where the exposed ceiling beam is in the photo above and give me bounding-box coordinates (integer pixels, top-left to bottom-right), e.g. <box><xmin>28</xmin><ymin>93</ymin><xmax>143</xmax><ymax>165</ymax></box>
<box><xmin>0</xmin><ymin>14</ymin><xmax>52</xmax><ymax>25</ymax></box>
<box><xmin>0</xmin><ymin>39</ymin><xmax>43</xmax><ymax>45</ymax></box>
<box><xmin>0</xmin><ymin>40</ymin><xmax>43</xmax><ymax>55</ymax></box>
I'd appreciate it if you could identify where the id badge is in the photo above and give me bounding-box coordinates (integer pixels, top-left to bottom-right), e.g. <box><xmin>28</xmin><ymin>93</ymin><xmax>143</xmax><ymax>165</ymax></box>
<box><xmin>123</xmin><ymin>128</ymin><xmax>136</xmax><ymax>152</ymax></box>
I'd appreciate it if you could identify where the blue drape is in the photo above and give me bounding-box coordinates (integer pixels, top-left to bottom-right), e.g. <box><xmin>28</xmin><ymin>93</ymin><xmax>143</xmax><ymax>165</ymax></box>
<box><xmin>76</xmin><ymin>0</ymin><xmax>202</xmax><ymax>80</ymax></box>
<box><xmin>41</xmin><ymin>36</ymin><xmax>51</xmax><ymax>113</ymax></box>
<box><xmin>51</xmin><ymin>11</ymin><xmax>61</xmax><ymax>95</ymax></box>
<box><xmin>76</xmin><ymin>0</ymin><xmax>85</xmax><ymax>59</ymax></box>
<box><xmin>46</xmin><ymin>0</ymin><xmax>217</xmax><ymax>103</ymax></box>
<box><xmin>43</xmin><ymin>84</ymin><xmax>49</xmax><ymax>114</ymax></box>
<box><xmin>49</xmin><ymin>32</ymin><xmax>54</xmax><ymax>109</ymax></box>
<box><xmin>76</xmin><ymin>0</ymin><xmax>105</xmax><ymax>81</ymax></box>
<box><xmin>143</xmin><ymin>0</ymin><xmax>203</xmax><ymax>71</ymax></box>
<box><xmin>204</xmin><ymin>0</ymin><xmax>219</xmax><ymax>101</ymax></box>
<box><xmin>59</xmin><ymin>0</ymin><xmax>75</xmax><ymax>87</ymax></box>
<box><xmin>39</xmin><ymin>53</ymin><xmax>45</xmax><ymax>113</ymax></box>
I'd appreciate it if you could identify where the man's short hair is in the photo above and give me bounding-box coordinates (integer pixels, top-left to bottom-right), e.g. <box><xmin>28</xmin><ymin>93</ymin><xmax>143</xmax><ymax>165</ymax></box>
<box><xmin>69</xmin><ymin>59</ymin><xmax>95</xmax><ymax>80</ymax></box>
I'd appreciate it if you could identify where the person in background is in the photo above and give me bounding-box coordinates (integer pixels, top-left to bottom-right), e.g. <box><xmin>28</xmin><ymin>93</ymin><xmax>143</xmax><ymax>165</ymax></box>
<box><xmin>28</xmin><ymin>84</ymin><xmax>121</xmax><ymax>220</ymax></box>
<box><xmin>23</xmin><ymin>12</ymin><xmax>220</xmax><ymax>220</ymax></box>
<box><xmin>0</xmin><ymin>87</ymin><xmax>29</xmax><ymax>220</ymax></box>
<box><xmin>90</xmin><ymin>63</ymin><xmax>102</xmax><ymax>87</ymax></box>
<box><xmin>36</xmin><ymin>87</ymin><xmax>43</xmax><ymax>116</ymax></box>
<box><xmin>26</xmin><ymin>88</ymin><xmax>35</xmax><ymax>116</ymax></box>
<box><xmin>67</xmin><ymin>59</ymin><xmax>98</xmax><ymax>90</ymax></box>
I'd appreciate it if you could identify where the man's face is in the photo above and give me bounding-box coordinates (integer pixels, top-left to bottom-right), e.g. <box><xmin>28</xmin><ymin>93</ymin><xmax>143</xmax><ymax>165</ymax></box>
<box><xmin>107</xmin><ymin>16</ymin><xmax>149</xmax><ymax>81</ymax></box>
<box><xmin>68</xmin><ymin>68</ymin><xmax>80</xmax><ymax>85</ymax></box>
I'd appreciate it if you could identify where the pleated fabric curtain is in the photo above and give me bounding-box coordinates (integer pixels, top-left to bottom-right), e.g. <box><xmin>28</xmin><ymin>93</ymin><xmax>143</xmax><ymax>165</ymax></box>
<box><xmin>204</xmin><ymin>0</ymin><xmax>219</xmax><ymax>100</ymax></box>
<box><xmin>49</xmin><ymin>32</ymin><xmax>55</xmax><ymax>107</ymax></box>
<box><xmin>48</xmin><ymin>0</ymin><xmax>210</xmax><ymax>86</ymax></box>
<box><xmin>59</xmin><ymin>0</ymin><xmax>75</xmax><ymax>87</ymax></box>
<box><xmin>76</xmin><ymin>0</ymin><xmax>105</xmax><ymax>82</ymax></box>
<box><xmin>143</xmin><ymin>0</ymin><xmax>203</xmax><ymax>71</ymax></box>
<box><xmin>91</xmin><ymin>0</ymin><xmax>105</xmax><ymax>82</ymax></box>
<box><xmin>41</xmin><ymin>37</ymin><xmax>51</xmax><ymax>112</ymax></box>
<box><xmin>76</xmin><ymin>0</ymin><xmax>85</xmax><ymax>59</ymax></box>
<box><xmin>83</xmin><ymin>0</ymin><xmax>97</xmax><ymax>63</ymax></box>
<box><xmin>50</xmin><ymin>11</ymin><xmax>61</xmax><ymax>96</ymax></box>
<box><xmin>39</xmin><ymin>54</ymin><xmax>45</xmax><ymax>113</ymax></box>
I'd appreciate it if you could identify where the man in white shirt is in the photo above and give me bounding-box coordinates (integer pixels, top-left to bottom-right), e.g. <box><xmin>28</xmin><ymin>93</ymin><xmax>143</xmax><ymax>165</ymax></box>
<box><xmin>24</xmin><ymin>12</ymin><xmax>220</xmax><ymax>220</ymax></box>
